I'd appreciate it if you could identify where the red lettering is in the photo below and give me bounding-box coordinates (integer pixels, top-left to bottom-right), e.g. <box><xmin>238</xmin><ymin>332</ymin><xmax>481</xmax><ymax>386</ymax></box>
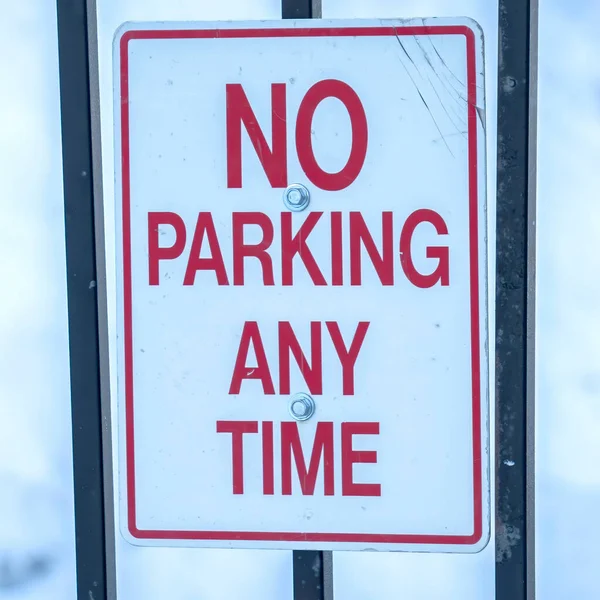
<box><xmin>148</xmin><ymin>212</ymin><xmax>186</xmax><ymax>285</ymax></box>
<box><xmin>350</xmin><ymin>212</ymin><xmax>394</xmax><ymax>285</ymax></box>
<box><xmin>229</xmin><ymin>322</ymin><xmax>275</xmax><ymax>395</ymax></box>
<box><xmin>216</xmin><ymin>420</ymin><xmax>258</xmax><ymax>495</ymax></box>
<box><xmin>281</xmin><ymin>212</ymin><xmax>327</xmax><ymax>286</ymax></box>
<box><xmin>400</xmin><ymin>209</ymin><xmax>450</xmax><ymax>288</ymax></box>
<box><xmin>183</xmin><ymin>213</ymin><xmax>229</xmax><ymax>285</ymax></box>
<box><xmin>149</xmin><ymin>209</ymin><xmax>452</xmax><ymax>290</ymax></box>
<box><xmin>326</xmin><ymin>322</ymin><xmax>370</xmax><ymax>395</ymax></box>
<box><xmin>278</xmin><ymin>322</ymin><xmax>323</xmax><ymax>395</ymax></box>
<box><xmin>262</xmin><ymin>421</ymin><xmax>274</xmax><ymax>495</ymax></box>
<box><xmin>296</xmin><ymin>80</ymin><xmax>368</xmax><ymax>191</ymax></box>
<box><xmin>233</xmin><ymin>212</ymin><xmax>275</xmax><ymax>286</ymax></box>
<box><xmin>331</xmin><ymin>211</ymin><xmax>343</xmax><ymax>286</ymax></box>
<box><xmin>281</xmin><ymin>421</ymin><xmax>334</xmax><ymax>495</ymax></box>
<box><xmin>341</xmin><ymin>422</ymin><xmax>381</xmax><ymax>497</ymax></box>
<box><xmin>217</xmin><ymin>420</ymin><xmax>382</xmax><ymax>497</ymax></box>
<box><xmin>226</xmin><ymin>83</ymin><xmax>287</xmax><ymax>188</ymax></box>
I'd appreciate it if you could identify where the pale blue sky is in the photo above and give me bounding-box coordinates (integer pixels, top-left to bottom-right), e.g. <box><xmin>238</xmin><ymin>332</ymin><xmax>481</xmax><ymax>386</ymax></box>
<box><xmin>1</xmin><ymin>0</ymin><xmax>599</xmax><ymax>598</ymax></box>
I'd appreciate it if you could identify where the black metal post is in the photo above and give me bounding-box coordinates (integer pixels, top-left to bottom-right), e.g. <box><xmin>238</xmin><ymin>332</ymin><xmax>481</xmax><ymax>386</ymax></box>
<box><xmin>281</xmin><ymin>2</ymin><xmax>329</xmax><ymax>599</ymax></box>
<box><xmin>293</xmin><ymin>551</ymin><xmax>326</xmax><ymax>600</ymax></box>
<box><xmin>56</xmin><ymin>0</ymin><xmax>109</xmax><ymax>599</ymax></box>
<box><xmin>495</xmin><ymin>1</ymin><xmax>537</xmax><ymax>599</ymax></box>
<box><xmin>282</xmin><ymin>0</ymin><xmax>313</xmax><ymax>19</ymax></box>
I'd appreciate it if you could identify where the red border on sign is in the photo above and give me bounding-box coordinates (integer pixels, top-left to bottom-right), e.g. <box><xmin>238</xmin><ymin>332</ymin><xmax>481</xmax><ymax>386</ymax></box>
<box><xmin>120</xmin><ymin>25</ymin><xmax>483</xmax><ymax>546</ymax></box>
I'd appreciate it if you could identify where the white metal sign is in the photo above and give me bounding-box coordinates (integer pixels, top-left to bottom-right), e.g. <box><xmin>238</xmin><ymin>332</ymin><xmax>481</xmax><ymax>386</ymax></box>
<box><xmin>114</xmin><ymin>18</ymin><xmax>489</xmax><ymax>552</ymax></box>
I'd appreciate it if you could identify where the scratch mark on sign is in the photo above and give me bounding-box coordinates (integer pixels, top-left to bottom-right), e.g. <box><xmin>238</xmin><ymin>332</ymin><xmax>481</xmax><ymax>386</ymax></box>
<box><xmin>393</xmin><ymin>31</ymin><xmax>454</xmax><ymax>157</ymax></box>
<box><xmin>432</xmin><ymin>131</ymin><xmax>468</xmax><ymax>144</ymax></box>
<box><xmin>273</xmin><ymin>108</ymin><xmax>286</xmax><ymax>123</ymax></box>
<box><xmin>427</xmin><ymin>36</ymin><xmax>467</xmax><ymax>90</ymax></box>
<box><xmin>413</xmin><ymin>36</ymin><xmax>467</xmax><ymax>135</ymax></box>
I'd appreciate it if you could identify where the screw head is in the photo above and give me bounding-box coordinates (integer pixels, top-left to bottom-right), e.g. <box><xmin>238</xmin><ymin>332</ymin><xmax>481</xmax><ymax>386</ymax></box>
<box><xmin>288</xmin><ymin>393</ymin><xmax>316</xmax><ymax>422</ymax></box>
<box><xmin>283</xmin><ymin>184</ymin><xmax>310</xmax><ymax>212</ymax></box>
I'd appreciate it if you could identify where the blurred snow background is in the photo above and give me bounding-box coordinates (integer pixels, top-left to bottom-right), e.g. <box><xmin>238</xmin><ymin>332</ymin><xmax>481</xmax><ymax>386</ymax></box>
<box><xmin>1</xmin><ymin>0</ymin><xmax>599</xmax><ymax>598</ymax></box>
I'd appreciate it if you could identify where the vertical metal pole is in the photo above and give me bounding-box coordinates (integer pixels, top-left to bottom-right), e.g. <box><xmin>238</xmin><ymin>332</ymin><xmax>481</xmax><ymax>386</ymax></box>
<box><xmin>281</xmin><ymin>4</ymin><xmax>331</xmax><ymax>600</ymax></box>
<box><xmin>495</xmin><ymin>0</ymin><xmax>538</xmax><ymax>599</ymax></box>
<box><xmin>293</xmin><ymin>551</ymin><xmax>325</xmax><ymax>600</ymax></box>
<box><xmin>282</xmin><ymin>0</ymin><xmax>313</xmax><ymax>19</ymax></box>
<box><xmin>56</xmin><ymin>0</ymin><xmax>110</xmax><ymax>598</ymax></box>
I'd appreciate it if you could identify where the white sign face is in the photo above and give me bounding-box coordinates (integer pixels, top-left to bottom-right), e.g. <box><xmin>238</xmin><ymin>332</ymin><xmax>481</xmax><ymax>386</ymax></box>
<box><xmin>114</xmin><ymin>19</ymin><xmax>489</xmax><ymax>553</ymax></box>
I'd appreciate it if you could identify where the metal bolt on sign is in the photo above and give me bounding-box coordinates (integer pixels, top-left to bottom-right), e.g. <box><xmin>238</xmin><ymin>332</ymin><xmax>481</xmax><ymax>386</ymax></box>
<box><xmin>289</xmin><ymin>393</ymin><xmax>316</xmax><ymax>421</ymax></box>
<box><xmin>283</xmin><ymin>183</ymin><xmax>311</xmax><ymax>212</ymax></box>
